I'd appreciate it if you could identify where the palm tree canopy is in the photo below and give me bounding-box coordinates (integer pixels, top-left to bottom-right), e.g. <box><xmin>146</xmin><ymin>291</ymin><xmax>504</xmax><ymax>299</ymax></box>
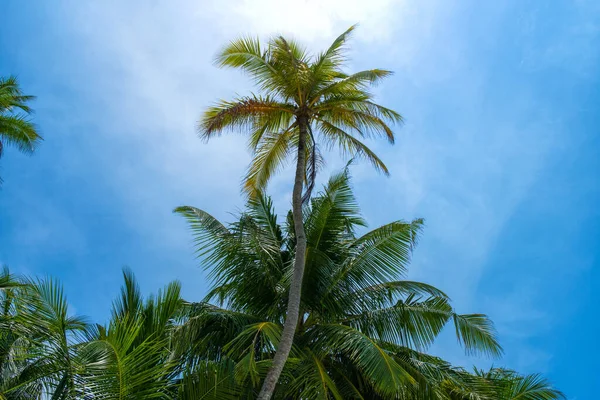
<box><xmin>173</xmin><ymin>168</ymin><xmax>554</xmax><ymax>399</ymax></box>
<box><xmin>199</xmin><ymin>25</ymin><xmax>402</xmax><ymax>198</ymax></box>
<box><xmin>0</xmin><ymin>75</ymin><xmax>41</xmax><ymax>157</ymax></box>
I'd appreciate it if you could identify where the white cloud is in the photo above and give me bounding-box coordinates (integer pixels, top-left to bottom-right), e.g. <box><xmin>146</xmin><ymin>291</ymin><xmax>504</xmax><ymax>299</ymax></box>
<box><xmin>226</xmin><ymin>0</ymin><xmax>403</xmax><ymax>42</ymax></box>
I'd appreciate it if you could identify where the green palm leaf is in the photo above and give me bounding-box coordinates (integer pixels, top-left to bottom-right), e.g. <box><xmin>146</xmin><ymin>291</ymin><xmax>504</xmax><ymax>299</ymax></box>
<box><xmin>308</xmin><ymin>324</ymin><xmax>415</xmax><ymax>397</ymax></box>
<box><xmin>452</xmin><ymin>314</ymin><xmax>502</xmax><ymax>358</ymax></box>
<box><xmin>0</xmin><ymin>76</ymin><xmax>42</xmax><ymax>181</ymax></box>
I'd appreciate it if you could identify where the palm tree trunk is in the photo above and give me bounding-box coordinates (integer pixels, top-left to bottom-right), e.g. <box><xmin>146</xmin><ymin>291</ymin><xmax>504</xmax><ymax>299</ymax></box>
<box><xmin>257</xmin><ymin>116</ymin><xmax>308</xmax><ymax>400</ymax></box>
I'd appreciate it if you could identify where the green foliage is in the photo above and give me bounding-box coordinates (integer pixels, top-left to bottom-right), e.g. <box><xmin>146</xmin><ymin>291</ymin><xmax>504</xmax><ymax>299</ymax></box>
<box><xmin>173</xmin><ymin>168</ymin><xmax>561</xmax><ymax>399</ymax></box>
<box><xmin>0</xmin><ymin>268</ymin><xmax>233</xmax><ymax>399</ymax></box>
<box><xmin>199</xmin><ymin>25</ymin><xmax>402</xmax><ymax>198</ymax></box>
<box><xmin>0</xmin><ymin>75</ymin><xmax>42</xmax><ymax>183</ymax></box>
<box><xmin>0</xmin><ymin>173</ymin><xmax>562</xmax><ymax>399</ymax></box>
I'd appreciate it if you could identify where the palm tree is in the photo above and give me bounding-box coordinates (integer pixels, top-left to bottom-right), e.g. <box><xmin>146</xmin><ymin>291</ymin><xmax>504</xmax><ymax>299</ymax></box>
<box><xmin>0</xmin><ymin>267</ymin><xmax>88</xmax><ymax>399</ymax></box>
<box><xmin>57</xmin><ymin>268</ymin><xmax>242</xmax><ymax>399</ymax></box>
<box><xmin>175</xmin><ymin>168</ymin><xmax>557</xmax><ymax>399</ymax></box>
<box><xmin>0</xmin><ymin>266</ymin><xmax>240</xmax><ymax>399</ymax></box>
<box><xmin>199</xmin><ymin>25</ymin><xmax>402</xmax><ymax>398</ymax></box>
<box><xmin>78</xmin><ymin>268</ymin><xmax>183</xmax><ymax>399</ymax></box>
<box><xmin>0</xmin><ymin>76</ymin><xmax>42</xmax><ymax>183</ymax></box>
<box><xmin>0</xmin><ymin>267</ymin><xmax>44</xmax><ymax>399</ymax></box>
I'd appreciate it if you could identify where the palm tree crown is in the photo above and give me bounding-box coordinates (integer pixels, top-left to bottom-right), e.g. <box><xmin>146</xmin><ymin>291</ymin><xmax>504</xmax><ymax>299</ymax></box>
<box><xmin>173</xmin><ymin>168</ymin><xmax>562</xmax><ymax>399</ymax></box>
<box><xmin>200</xmin><ymin>24</ymin><xmax>401</xmax><ymax>198</ymax></box>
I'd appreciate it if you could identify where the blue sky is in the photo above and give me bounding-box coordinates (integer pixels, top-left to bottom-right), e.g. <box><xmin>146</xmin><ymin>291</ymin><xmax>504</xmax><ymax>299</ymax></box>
<box><xmin>1</xmin><ymin>0</ymin><xmax>598</xmax><ymax>397</ymax></box>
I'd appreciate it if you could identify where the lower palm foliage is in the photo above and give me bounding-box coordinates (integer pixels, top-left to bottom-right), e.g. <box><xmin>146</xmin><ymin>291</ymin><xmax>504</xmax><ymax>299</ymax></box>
<box><xmin>0</xmin><ymin>170</ymin><xmax>563</xmax><ymax>399</ymax></box>
<box><xmin>173</xmin><ymin>167</ymin><xmax>562</xmax><ymax>399</ymax></box>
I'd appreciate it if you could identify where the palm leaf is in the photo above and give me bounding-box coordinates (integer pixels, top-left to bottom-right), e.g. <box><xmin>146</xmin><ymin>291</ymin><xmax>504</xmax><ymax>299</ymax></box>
<box><xmin>308</xmin><ymin>324</ymin><xmax>415</xmax><ymax>397</ymax></box>
<box><xmin>199</xmin><ymin>96</ymin><xmax>294</xmax><ymax>138</ymax></box>
<box><xmin>328</xmin><ymin>219</ymin><xmax>423</xmax><ymax>295</ymax></box>
<box><xmin>453</xmin><ymin>314</ymin><xmax>502</xmax><ymax>358</ymax></box>
<box><xmin>244</xmin><ymin>127</ymin><xmax>296</xmax><ymax>196</ymax></box>
<box><xmin>173</xmin><ymin>206</ymin><xmax>229</xmax><ymax>260</ymax></box>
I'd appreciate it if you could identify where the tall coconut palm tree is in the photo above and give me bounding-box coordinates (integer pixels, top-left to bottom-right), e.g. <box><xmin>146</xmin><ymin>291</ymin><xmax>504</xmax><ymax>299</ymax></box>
<box><xmin>199</xmin><ymin>25</ymin><xmax>402</xmax><ymax>398</ymax></box>
<box><xmin>176</xmin><ymin>168</ymin><xmax>553</xmax><ymax>399</ymax></box>
<box><xmin>0</xmin><ymin>76</ymin><xmax>42</xmax><ymax>183</ymax></box>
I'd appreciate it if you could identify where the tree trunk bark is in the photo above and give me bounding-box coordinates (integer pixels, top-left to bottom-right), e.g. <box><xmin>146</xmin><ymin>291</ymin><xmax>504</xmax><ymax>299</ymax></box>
<box><xmin>257</xmin><ymin>116</ymin><xmax>308</xmax><ymax>400</ymax></box>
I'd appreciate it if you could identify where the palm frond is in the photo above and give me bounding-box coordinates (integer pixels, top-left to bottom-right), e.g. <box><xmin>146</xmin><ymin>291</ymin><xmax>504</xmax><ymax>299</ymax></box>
<box><xmin>111</xmin><ymin>268</ymin><xmax>143</xmax><ymax>322</ymax></box>
<box><xmin>309</xmin><ymin>324</ymin><xmax>415</xmax><ymax>397</ymax></box>
<box><xmin>316</xmin><ymin>118</ymin><xmax>389</xmax><ymax>174</ymax></box>
<box><xmin>328</xmin><ymin>219</ymin><xmax>423</xmax><ymax>294</ymax></box>
<box><xmin>452</xmin><ymin>314</ymin><xmax>502</xmax><ymax>358</ymax></box>
<box><xmin>318</xmin><ymin>106</ymin><xmax>397</xmax><ymax>143</ymax></box>
<box><xmin>0</xmin><ymin>76</ymin><xmax>41</xmax><ymax>162</ymax></box>
<box><xmin>174</xmin><ymin>206</ymin><xmax>229</xmax><ymax>260</ymax></box>
<box><xmin>345</xmin><ymin>295</ymin><xmax>452</xmax><ymax>350</ymax></box>
<box><xmin>80</xmin><ymin>327</ymin><xmax>175</xmax><ymax>399</ymax></box>
<box><xmin>0</xmin><ymin>76</ymin><xmax>35</xmax><ymax>113</ymax></box>
<box><xmin>344</xmin><ymin>280</ymin><xmax>449</xmax><ymax>311</ymax></box>
<box><xmin>199</xmin><ymin>96</ymin><xmax>294</xmax><ymax>139</ymax></box>
<box><xmin>244</xmin><ymin>127</ymin><xmax>296</xmax><ymax>196</ymax></box>
<box><xmin>177</xmin><ymin>360</ymin><xmax>240</xmax><ymax>400</ymax></box>
<box><xmin>478</xmin><ymin>368</ymin><xmax>565</xmax><ymax>400</ymax></box>
<box><xmin>0</xmin><ymin>114</ymin><xmax>41</xmax><ymax>154</ymax></box>
<box><xmin>311</xmin><ymin>25</ymin><xmax>357</xmax><ymax>77</ymax></box>
<box><xmin>312</xmin><ymin>69</ymin><xmax>395</xmax><ymax>104</ymax></box>
<box><xmin>215</xmin><ymin>37</ymin><xmax>289</xmax><ymax>97</ymax></box>
<box><xmin>286</xmin><ymin>349</ymin><xmax>343</xmax><ymax>400</ymax></box>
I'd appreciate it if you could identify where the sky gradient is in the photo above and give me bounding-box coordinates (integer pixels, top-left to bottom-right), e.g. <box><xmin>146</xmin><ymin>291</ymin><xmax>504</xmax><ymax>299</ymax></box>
<box><xmin>1</xmin><ymin>1</ymin><xmax>598</xmax><ymax>397</ymax></box>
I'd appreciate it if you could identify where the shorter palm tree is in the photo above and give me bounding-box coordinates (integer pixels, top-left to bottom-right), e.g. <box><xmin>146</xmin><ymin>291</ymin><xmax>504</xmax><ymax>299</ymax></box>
<box><xmin>175</xmin><ymin>167</ymin><xmax>563</xmax><ymax>399</ymax></box>
<box><xmin>0</xmin><ymin>75</ymin><xmax>42</xmax><ymax>183</ymax></box>
<box><xmin>0</xmin><ymin>267</ymin><xmax>242</xmax><ymax>399</ymax></box>
<box><xmin>0</xmin><ymin>267</ymin><xmax>88</xmax><ymax>399</ymax></box>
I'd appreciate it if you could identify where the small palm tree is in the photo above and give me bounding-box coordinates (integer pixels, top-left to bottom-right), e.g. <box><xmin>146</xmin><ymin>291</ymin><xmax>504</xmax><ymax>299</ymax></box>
<box><xmin>78</xmin><ymin>269</ymin><xmax>182</xmax><ymax>399</ymax></box>
<box><xmin>0</xmin><ymin>267</ymin><xmax>88</xmax><ymax>399</ymax></box>
<box><xmin>0</xmin><ymin>267</ymin><xmax>44</xmax><ymax>399</ymax></box>
<box><xmin>0</xmin><ymin>76</ymin><xmax>42</xmax><ymax>183</ymax></box>
<box><xmin>199</xmin><ymin>26</ymin><xmax>402</xmax><ymax>398</ymax></box>
<box><xmin>0</xmin><ymin>267</ymin><xmax>240</xmax><ymax>399</ymax></box>
<box><xmin>176</xmin><ymin>168</ymin><xmax>552</xmax><ymax>399</ymax></box>
<box><xmin>74</xmin><ymin>269</ymin><xmax>241</xmax><ymax>399</ymax></box>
